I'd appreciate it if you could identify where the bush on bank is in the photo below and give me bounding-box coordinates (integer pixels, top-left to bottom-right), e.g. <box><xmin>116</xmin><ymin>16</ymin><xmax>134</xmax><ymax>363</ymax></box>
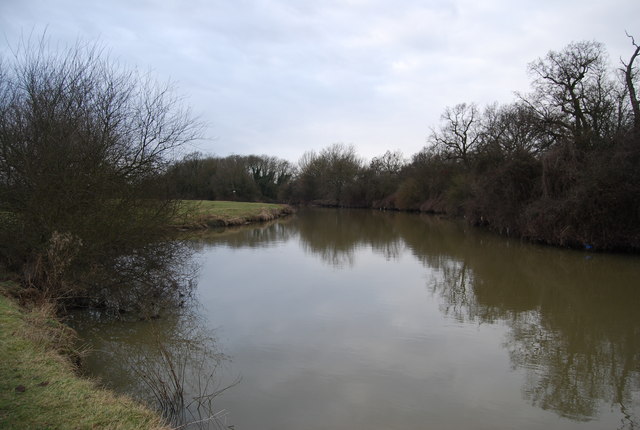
<box><xmin>0</xmin><ymin>38</ymin><xmax>200</xmax><ymax>311</ymax></box>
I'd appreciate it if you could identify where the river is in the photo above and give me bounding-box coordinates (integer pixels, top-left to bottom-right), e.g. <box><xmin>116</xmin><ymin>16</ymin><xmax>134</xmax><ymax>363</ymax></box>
<box><xmin>71</xmin><ymin>208</ymin><xmax>640</xmax><ymax>429</ymax></box>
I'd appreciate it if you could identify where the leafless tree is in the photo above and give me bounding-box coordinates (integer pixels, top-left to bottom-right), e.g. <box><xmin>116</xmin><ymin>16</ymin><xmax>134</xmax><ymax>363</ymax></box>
<box><xmin>370</xmin><ymin>150</ymin><xmax>406</xmax><ymax>175</ymax></box>
<box><xmin>296</xmin><ymin>143</ymin><xmax>363</xmax><ymax>204</ymax></box>
<box><xmin>0</xmin><ymin>36</ymin><xmax>201</xmax><ymax>309</ymax></box>
<box><xmin>479</xmin><ymin>102</ymin><xmax>554</xmax><ymax>157</ymax></box>
<box><xmin>621</xmin><ymin>32</ymin><xmax>640</xmax><ymax>132</ymax></box>
<box><xmin>523</xmin><ymin>41</ymin><xmax>617</xmax><ymax>146</ymax></box>
<box><xmin>429</xmin><ymin>103</ymin><xmax>481</xmax><ymax>165</ymax></box>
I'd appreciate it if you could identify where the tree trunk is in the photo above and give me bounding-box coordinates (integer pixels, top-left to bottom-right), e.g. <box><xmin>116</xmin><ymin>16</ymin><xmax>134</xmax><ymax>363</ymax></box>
<box><xmin>624</xmin><ymin>36</ymin><xmax>640</xmax><ymax>133</ymax></box>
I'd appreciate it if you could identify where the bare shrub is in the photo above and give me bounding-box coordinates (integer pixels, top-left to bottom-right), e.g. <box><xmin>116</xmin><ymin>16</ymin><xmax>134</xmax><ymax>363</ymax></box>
<box><xmin>0</xmin><ymin>35</ymin><xmax>201</xmax><ymax>309</ymax></box>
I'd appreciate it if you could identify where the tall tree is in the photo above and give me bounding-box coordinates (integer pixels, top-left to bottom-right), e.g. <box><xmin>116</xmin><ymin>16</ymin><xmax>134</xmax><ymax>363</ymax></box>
<box><xmin>621</xmin><ymin>33</ymin><xmax>640</xmax><ymax>132</ymax></box>
<box><xmin>479</xmin><ymin>102</ymin><xmax>552</xmax><ymax>157</ymax></box>
<box><xmin>370</xmin><ymin>150</ymin><xmax>406</xmax><ymax>175</ymax></box>
<box><xmin>429</xmin><ymin>103</ymin><xmax>481</xmax><ymax>165</ymax></box>
<box><xmin>295</xmin><ymin>143</ymin><xmax>363</xmax><ymax>204</ymax></box>
<box><xmin>525</xmin><ymin>41</ymin><xmax>614</xmax><ymax>146</ymax></box>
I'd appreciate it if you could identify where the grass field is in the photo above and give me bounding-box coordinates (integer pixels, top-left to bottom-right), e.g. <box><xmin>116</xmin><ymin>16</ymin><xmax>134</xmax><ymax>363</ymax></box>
<box><xmin>0</xmin><ymin>289</ymin><xmax>168</xmax><ymax>430</ymax></box>
<box><xmin>173</xmin><ymin>200</ymin><xmax>292</xmax><ymax>228</ymax></box>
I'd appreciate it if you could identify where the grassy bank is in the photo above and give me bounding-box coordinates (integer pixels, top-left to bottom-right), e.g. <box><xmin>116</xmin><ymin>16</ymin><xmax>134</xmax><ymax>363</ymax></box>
<box><xmin>0</xmin><ymin>287</ymin><xmax>168</xmax><ymax>430</ymax></box>
<box><xmin>173</xmin><ymin>200</ymin><xmax>293</xmax><ymax>229</ymax></box>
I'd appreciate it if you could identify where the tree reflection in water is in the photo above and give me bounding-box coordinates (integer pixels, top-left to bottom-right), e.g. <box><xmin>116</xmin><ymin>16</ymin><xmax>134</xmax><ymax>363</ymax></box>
<box><xmin>288</xmin><ymin>209</ymin><xmax>640</xmax><ymax>428</ymax></box>
<box><xmin>296</xmin><ymin>208</ymin><xmax>404</xmax><ymax>267</ymax></box>
<box><xmin>69</xmin><ymin>307</ymin><xmax>237</xmax><ymax>429</ymax></box>
<box><xmin>88</xmin><ymin>208</ymin><xmax>640</xmax><ymax>428</ymax></box>
<box><xmin>188</xmin><ymin>219</ymin><xmax>296</xmax><ymax>252</ymax></box>
<box><xmin>423</xmin><ymin>229</ymin><xmax>640</xmax><ymax>429</ymax></box>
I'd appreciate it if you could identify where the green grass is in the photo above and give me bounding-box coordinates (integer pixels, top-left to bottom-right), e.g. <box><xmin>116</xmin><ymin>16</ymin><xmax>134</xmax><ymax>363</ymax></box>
<box><xmin>173</xmin><ymin>200</ymin><xmax>292</xmax><ymax>228</ymax></box>
<box><xmin>0</xmin><ymin>289</ymin><xmax>168</xmax><ymax>430</ymax></box>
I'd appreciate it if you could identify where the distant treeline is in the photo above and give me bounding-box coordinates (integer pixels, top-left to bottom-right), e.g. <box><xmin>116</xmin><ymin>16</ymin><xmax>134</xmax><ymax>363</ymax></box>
<box><xmin>168</xmin><ymin>153</ymin><xmax>295</xmax><ymax>202</ymax></box>
<box><xmin>167</xmin><ymin>37</ymin><xmax>640</xmax><ymax>251</ymax></box>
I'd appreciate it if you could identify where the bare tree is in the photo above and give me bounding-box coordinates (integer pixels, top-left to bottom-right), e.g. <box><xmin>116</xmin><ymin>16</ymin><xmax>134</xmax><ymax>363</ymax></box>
<box><xmin>524</xmin><ymin>41</ymin><xmax>615</xmax><ymax>146</ymax></box>
<box><xmin>0</xmin><ymin>36</ymin><xmax>201</xmax><ymax>309</ymax></box>
<box><xmin>370</xmin><ymin>150</ymin><xmax>406</xmax><ymax>175</ymax></box>
<box><xmin>479</xmin><ymin>102</ymin><xmax>553</xmax><ymax>157</ymax></box>
<box><xmin>621</xmin><ymin>32</ymin><xmax>640</xmax><ymax>132</ymax></box>
<box><xmin>295</xmin><ymin>143</ymin><xmax>363</xmax><ymax>204</ymax></box>
<box><xmin>429</xmin><ymin>103</ymin><xmax>481</xmax><ymax>165</ymax></box>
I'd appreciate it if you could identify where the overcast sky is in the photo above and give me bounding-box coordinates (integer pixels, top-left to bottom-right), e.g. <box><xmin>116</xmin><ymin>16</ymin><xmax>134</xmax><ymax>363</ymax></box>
<box><xmin>1</xmin><ymin>0</ymin><xmax>639</xmax><ymax>162</ymax></box>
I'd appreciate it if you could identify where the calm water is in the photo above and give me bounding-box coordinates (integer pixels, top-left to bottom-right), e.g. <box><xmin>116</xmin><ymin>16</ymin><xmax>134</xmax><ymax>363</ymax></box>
<box><xmin>73</xmin><ymin>208</ymin><xmax>640</xmax><ymax>429</ymax></box>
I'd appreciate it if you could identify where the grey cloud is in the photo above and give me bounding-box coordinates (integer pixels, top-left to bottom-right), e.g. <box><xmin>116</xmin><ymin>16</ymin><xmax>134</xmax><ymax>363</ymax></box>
<box><xmin>1</xmin><ymin>0</ymin><xmax>639</xmax><ymax>162</ymax></box>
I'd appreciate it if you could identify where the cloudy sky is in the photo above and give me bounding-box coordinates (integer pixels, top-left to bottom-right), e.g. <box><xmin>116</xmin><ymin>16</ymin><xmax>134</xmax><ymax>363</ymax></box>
<box><xmin>1</xmin><ymin>0</ymin><xmax>639</xmax><ymax>162</ymax></box>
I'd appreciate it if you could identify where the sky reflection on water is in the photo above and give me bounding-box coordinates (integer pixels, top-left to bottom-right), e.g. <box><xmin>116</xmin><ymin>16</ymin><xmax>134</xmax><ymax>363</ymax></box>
<box><xmin>76</xmin><ymin>209</ymin><xmax>640</xmax><ymax>430</ymax></box>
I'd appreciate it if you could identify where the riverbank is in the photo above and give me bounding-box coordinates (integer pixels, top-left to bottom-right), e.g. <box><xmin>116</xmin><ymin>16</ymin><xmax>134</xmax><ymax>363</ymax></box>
<box><xmin>0</xmin><ymin>285</ymin><xmax>168</xmax><ymax>430</ymax></box>
<box><xmin>0</xmin><ymin>201</ymin><xmax>292</xmax><ymax>428</ymax></box>
<box><xmin>173</xmin><ymin>200</ymin><xmax>293</xmax><ymax>229</ymax></box>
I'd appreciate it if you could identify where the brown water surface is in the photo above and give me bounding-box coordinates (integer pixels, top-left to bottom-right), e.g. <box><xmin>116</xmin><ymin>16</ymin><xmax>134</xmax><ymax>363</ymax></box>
<box><xmin>72</xmin><ymin>208</ymin><xmax>640</xmax><ymax>429</ymax></box>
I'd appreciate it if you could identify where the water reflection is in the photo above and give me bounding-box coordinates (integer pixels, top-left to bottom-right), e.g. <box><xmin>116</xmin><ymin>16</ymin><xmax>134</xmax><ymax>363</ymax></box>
<box><xmin>192</xmin><ymin>208</ymin><xmax>405</xmax><ymax>267</ymax></box>
<box><xmin>300</xmin><ymin>210</ymin><xmax>640</xmax><ymax>426</ymax></box>
<box><xmin>423</xmin><ymin>233</ymin><xmax>640</xmax><ymax>427</ymax></box>
<box><xmin>187</xmin><ymin>218</ymin><xmax>295</xmax><ymax>251</ymax></box>
<box><xmin>69</xmin><ymin>308</ymin><xmax>235</xmax><ymax>429</ymax></box>
<box><xmin>192</xmin><ymin>209</ymin><xmax>640</xmax><ymax>426</ymax></box>
<box><xmin>74</xmin><ymin>209</ymin><xmax>640</xmax><ymax>429</ymax></box>
<box><xmin>296</xmin><ymin>208</ymin><xmax>404</xmax><ymax>266</ymax></box>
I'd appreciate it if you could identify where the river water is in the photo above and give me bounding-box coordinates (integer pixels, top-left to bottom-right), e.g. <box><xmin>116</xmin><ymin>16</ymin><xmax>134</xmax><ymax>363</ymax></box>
<box><xmin>72</xmin><ymin>208</ymin><xmax>640</xmax><ymax>429</ymax></box>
